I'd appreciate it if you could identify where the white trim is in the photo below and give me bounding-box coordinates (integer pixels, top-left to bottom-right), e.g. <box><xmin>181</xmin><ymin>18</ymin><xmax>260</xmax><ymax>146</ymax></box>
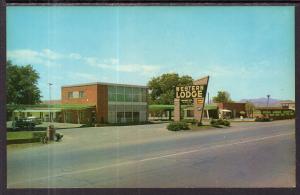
<box><xmin>14</xmin><ymin>109</ymin><xmax>61</xmax><ymax>113</ymax></box>
<box><xmin>62</xmin><ymin>82</ymin><xmax>148</xmax><ymax>89</ymax></box>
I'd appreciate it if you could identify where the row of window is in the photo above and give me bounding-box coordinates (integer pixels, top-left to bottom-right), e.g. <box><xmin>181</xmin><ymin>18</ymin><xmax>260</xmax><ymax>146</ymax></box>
<box><xmin>108</xmin><ymin>93</ymin><xmax>147</xmax><ymax>102</ymax></box>
<box><xmin>108</xmin><ymin>111</ymin><xmax>147</xmax><ymax>123</ymax></box>
<box><xmin>108</xmin><ymin>86</ymin><xmax>147</xmax><ymax>96</ymax></box>
<box><xmin>68</xmin><ymin>91</ymin><xmax>85</xmax><ymax>99</ymax></box>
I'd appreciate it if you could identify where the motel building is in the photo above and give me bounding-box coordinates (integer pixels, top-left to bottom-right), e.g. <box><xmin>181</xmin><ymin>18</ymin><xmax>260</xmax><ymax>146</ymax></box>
<box><xmin>148</xmin><ymin>103</ymin><xmax>247</xmax><ymax>120</ymax></box>
<box><xmin>10</xmin><ymin>82</ymin><xmax>148</xmax><ymax>124</ymax></box>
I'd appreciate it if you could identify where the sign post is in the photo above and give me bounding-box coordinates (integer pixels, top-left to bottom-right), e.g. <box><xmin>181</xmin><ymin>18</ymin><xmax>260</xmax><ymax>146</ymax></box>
<box><xmin>174</xmin><ymin>76</ymin><xmax>209</xmax><ymax>124</ymax></box>
<box><xmin>194</xmin><ymin>76</ymin><xmax>209</xmax><ymax>123</ymax></box>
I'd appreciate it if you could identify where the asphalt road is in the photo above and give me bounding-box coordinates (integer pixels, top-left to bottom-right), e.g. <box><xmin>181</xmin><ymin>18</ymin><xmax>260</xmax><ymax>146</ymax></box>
<box><xmin>7</xmin><ymin>120</ymin><xmax>295</xmax><ymax>188</ymax></box>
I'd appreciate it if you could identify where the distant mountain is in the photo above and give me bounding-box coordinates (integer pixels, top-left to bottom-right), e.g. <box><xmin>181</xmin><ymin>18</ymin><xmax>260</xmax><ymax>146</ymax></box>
<box><xmin>239</xmin><ymin>97</ymin><xmax>281</xmax><ymax>107</ymax></box>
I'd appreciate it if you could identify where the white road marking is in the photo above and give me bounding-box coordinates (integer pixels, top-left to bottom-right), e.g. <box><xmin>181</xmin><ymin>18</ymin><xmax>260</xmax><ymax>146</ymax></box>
<box><xmin>9</xmin><ymin>132</ymin><xmax>294</xmax><ymax>186</ymax></box>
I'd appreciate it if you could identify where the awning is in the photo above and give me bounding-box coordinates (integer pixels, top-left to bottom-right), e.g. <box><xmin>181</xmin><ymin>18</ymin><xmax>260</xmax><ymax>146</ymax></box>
<box><xmin>14</xmin><ymin>109</ymin><xmax>62</xmax><ymax>113</ymax></box>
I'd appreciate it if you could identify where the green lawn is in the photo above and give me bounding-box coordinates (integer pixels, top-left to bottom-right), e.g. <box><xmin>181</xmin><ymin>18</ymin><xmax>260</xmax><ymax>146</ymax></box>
<box><xmin>7</xmin><ymin>131</ymin><xmax>43</xmax><ymax>140</ymax></box>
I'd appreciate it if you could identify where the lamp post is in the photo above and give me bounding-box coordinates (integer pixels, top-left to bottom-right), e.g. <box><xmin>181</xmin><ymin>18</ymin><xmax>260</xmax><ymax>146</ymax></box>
<box><xmin>47</xmin><ymin>82</ymin><xmax>56</xmax><ymax>141</ymax></box>
<box><xmin>48</xmin><ymin>83</ymin><xmax>53</xmax><ymax>123</ymax></box>
<box><xmin>267</xmin><ymin>94</ymin><xmax>270</xmax><ymax>118</ymax></box>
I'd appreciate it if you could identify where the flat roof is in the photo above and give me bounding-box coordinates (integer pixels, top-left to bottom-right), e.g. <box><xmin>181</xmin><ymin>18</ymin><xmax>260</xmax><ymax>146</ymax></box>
<box><xmin>255</xmin><ymin>107</ymin><xmax>292</xmax><ymax>110</ymax></box>
<box><xmin>62</xmin><ymin>82</ymin><xmax>148</xmax><ymax>89</ymax></box>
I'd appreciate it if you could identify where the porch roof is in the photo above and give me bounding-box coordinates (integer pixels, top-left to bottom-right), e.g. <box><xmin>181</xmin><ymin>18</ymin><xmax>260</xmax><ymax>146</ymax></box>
<box><xmin>149</xmin><ymin>104</ymin><xmax>218</xmax><ymax>111</ymax></box>
<box><xmin>8</xmin><ymin>104</ymin><xmax>96</xmax><ymax>111</ymax></box>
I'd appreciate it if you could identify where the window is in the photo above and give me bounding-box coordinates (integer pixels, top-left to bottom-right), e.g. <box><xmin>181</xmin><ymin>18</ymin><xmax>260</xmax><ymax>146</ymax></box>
<box><xmin>133</xmin><ymin>112</ymin><xmax>139</xmax><ymax>122</ymax></box>
<box><xmin>73</xmin><ymin>91</ymin><xmax>79</xmax><ymax>98</ymax></box>
<box><xmin>132</xmin><ymin>94</ymin><xmax>142</xmax><ymax>102</ymax></box>
<box><xmin>79</xmin><ymin>91</ymin><xmax>85</xmax><ymax>98</ymax></box>
<box><xmin>117</xmin><ymin>94</ymin><xmax>124</xmax><ymax>101</ymax></box>
<box><xmin>68</xmin><ymin>91</ymin><xmax>84</xmax><ymax>99</ymax></box>
<box><xmin>125</xmin><ymin>94</ymin><xmax>132</xmax><ymax>102</ymax></box>
<box><xmin>117</xmin><ymin>112</ymin><xmax>124</xmax><ymax>123</ymax></box>
<box><xmin>125</xmin><ymin>112</ymin><xmax>132</xmax><ymax>122</ymax></box>
<box><xmin>68</xmin><ymin>92</ymin><xmax>73</xmax><ymax>99</ymax></box>
<box><xmin>108</xmin><ymin>86</ymin><xmax>116</xmax><ymax>94</ymax></box>
<box><xmin>108</xmin><ymin>93</ymin><xmax>116</xmax><ymax>101</ymax></box>
<box><xmin>133</xmin><ymin>88</ymin><xmax>141</xmax><ymax>95</ymax></box>
<box><xmin>116</xmin><ymin>86</ymin><xmax>124</xmax><ymax>94</ymax></box>
<box><xmin>124</xmin><ymin>87</ymin><xmax>132</xmax><ymax>95</ymax></box>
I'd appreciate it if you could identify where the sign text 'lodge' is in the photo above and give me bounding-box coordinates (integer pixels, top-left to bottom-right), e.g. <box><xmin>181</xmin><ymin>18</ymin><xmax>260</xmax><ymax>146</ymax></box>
<box><xmin>175</xmin><ymin>85</ymin><xmax>207</xmax><ymax>99</ymax></box>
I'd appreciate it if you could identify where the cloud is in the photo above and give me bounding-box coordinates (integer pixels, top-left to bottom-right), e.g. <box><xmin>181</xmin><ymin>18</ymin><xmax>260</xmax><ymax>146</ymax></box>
<box><xmin>84</xmin><ymin>57</ymin><xmax>160</xmax><ymax>75</ymax></box>
<box><xmin>69</xmin><ymin>53</ymin><xmax>82</xmax><ymax>60</ymax></box>
<box><xmin>40</xmin><ymin>49</ymin><xmax>63</xmax><ymax>60</ymax></box>
<box><xmin>8</xmin><ymin>48</ymin><xmax>160</xmax><ymax>75</ymax></box>
<box><xmin>7</xmin><ymin>49</ymin><xmax>62</xmax><ymax>67</ymax></box>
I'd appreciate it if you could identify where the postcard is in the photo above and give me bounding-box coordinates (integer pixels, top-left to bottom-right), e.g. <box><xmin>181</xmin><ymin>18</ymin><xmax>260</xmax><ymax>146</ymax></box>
<box><xmin>5</xmin><ymin>5</ymin><xmax>295</xmax><ymax>188</ymax></box>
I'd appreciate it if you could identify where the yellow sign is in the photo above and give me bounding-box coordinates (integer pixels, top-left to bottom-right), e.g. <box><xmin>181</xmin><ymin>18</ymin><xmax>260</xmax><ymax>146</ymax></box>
<box><xmin>196</xmin><ymin>98</ymin><xmax>204</xmax><ymax>104</ymax></box>
<box><xmin>175</xmin><ymin>85</ymin><xmax>206</xmax><ymax>99</ymax></box>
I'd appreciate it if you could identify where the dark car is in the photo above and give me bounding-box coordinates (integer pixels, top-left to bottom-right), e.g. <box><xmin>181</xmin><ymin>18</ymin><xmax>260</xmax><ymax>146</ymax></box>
<box><xmin>12</xmin><ymin>118</ymin><xmax>36</xmax><ymax>130</ymax></box>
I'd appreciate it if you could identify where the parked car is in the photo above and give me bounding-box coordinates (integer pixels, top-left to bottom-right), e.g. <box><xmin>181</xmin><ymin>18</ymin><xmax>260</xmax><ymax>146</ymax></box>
<box><xmin>12</xmin><ymin>118</ymin><xmax>36</xmax><ymax>130</ymax></box>
<box><xmin>27</xmin><ymin>116</ymin><xmax>42</xmax><ymax>125</ymax></box>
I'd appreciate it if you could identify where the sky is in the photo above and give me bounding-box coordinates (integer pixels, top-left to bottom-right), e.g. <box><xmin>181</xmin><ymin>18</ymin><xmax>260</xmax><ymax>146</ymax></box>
<box><xmin>7</xmin><ymin>6</ymin><xmax>295</xmax><ymax>101</ymax></box>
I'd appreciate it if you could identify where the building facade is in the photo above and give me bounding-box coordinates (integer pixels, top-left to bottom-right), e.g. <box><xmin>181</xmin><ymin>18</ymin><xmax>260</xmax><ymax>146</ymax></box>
<box><xmin>61</xmin><ymin>82</ymin><xmax>148</xmax><ymax>124</ymax></box>
<box><xmin>253</xmin><ymin>107</ymin><xmax>295</xmax><ymax>120</ymax></box>
<box><xmin>280</xmin><ymin>100</ymin><xmax>295</xmax><ymax>111</ymax></box>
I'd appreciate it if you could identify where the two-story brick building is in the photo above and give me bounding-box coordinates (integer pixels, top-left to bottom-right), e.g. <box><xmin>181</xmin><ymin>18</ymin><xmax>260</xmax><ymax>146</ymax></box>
<box><xmin>61</xmin><ymin>82</ymin><xmax>148</xmax><ymax>124</ymax></box>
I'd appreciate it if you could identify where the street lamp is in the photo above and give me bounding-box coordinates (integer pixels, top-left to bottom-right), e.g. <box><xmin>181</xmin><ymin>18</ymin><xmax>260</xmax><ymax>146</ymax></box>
<box><xmin>267</xmin><ymin>94</ymin><xmax>270</xmax><ymax>118</ymax></box>
<box><xmin>266</xmin><ymin>94</ymin><xmax>270</xmax><ymax>107</ymax></box>
<box><xmin>48</xmin><ymin>83</ymin><xmax>53</xmax><ymax>123</ymax></box>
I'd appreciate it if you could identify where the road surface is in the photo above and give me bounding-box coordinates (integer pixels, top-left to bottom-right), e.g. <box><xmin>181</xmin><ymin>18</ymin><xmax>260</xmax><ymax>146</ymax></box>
<box><xmin>7</xmin><ymin>120</ymin><xmax>295</xmax><ymax>188</ymax></box>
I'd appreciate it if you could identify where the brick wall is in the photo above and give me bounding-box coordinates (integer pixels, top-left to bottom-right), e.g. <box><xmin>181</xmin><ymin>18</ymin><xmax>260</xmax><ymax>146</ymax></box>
<box><xmin>96</xmin><ymin>85</ymin><xmax>108</xmax><ymax>123</ymax></box>
<box><xmin>61</xmin><ymin>84</ymin><xmax>98</xmax><ymax>105</ymax></box>
<box><xmin>61</xmin><ymin>83</ymin><xmax>108</xmax><ymax>123</ymax></box>
<box><xmin>174</xmin><ymin>98</ymin><xmax>181</xmax><ymax>122</ymax></box>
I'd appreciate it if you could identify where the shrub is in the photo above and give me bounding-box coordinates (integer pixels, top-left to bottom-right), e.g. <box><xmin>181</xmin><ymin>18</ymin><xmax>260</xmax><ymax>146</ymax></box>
<box><xmin>210</xmin><ymin>119</ymin><xmax>218</xmax><ymax>126</ymax></box>
<box><xmin>255</xmin><ymin>117</ymin><xmax>271</xmax><ymax>122</ymax></box>
<box><xmin>217</xmin><ymin>119</ymin><xmax>225</xmax><ymax>125</ymax></box>
<box><xmin>181</xmin><ymin>119</ymin><xmax>198</xmax><ymax>125</ymax></box>
<box><xmin>167</xmin><ymin>122</ymin><xmax>190</xmax><ymax>131</ymax></box>
<box><xmin>223</xmin><ymin>120</ymin><xmax>230</xmax><ymax>126</ymax></box>
<box><xmin>210</xmin><ymin>119</ymin><xmax>230</xmax><ymax>127</ymax></box>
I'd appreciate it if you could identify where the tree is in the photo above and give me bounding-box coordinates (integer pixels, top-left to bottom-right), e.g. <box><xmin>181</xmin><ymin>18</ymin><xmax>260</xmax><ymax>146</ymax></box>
<box><xmin>147</xmin><ymin>73</ymin><xmax>193</xmax><ymax>105</ymax></box>
<box><xmin>245</xmin><ymin>101</ymin><xmax>255</xmax><ymax>118</ymax></box>
<box><xmin>6</xmin><ymin>61</ymin><xmax>41</xmax><ymax>105</ymax></box>
<box><xmin>212</xmin><ymin>91</ymin><xmax>233</xmax><ymax>103</ymax></box>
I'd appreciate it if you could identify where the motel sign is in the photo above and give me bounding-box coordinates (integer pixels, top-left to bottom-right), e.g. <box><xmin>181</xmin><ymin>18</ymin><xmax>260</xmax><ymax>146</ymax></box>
<box><xmin>175</xmin><ymin>85</ymin><xmax>207</xmax><ymax>99</ymax></box>
<box><xmin>174</xmin><ymin>76</ymin><xmax>209</xmax><ymax>123</ymax></box>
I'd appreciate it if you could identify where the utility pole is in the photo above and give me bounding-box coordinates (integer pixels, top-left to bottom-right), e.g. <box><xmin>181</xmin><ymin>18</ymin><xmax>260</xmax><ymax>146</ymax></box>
<box><xmin>267</xmin><ymin>94</ymin><xmax>270</xmax><ymax>118</ymax></box>
<box><xmin>207</xmin><ymin>92</ymin><xmax>210</xmax><ymax>104</ymax></box>
<box><xmin>48</xmin><ymin>83</ymin><xmax>53</xmax><ymax>123</ymax></box>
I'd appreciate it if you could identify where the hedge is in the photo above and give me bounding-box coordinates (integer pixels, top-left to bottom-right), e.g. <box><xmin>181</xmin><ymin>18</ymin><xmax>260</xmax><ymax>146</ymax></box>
<box><xmin>167</xmin><ymin>122</ymin><xmax>190</xmax><ymax>131</ymax></box>
<box><xmin>210</xmin><ymin>119</ymin><xmax>230</xmax><ymax>127</ymax></box>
